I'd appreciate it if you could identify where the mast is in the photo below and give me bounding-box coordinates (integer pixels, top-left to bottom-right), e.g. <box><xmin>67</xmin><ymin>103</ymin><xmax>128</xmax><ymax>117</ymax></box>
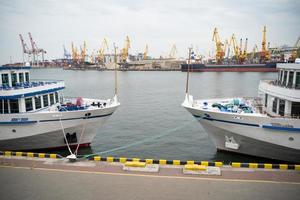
<box><xmin>113</xmin><ymin>43</ymin><xmax>118</xmax><ymax>98</ymax></box>
<box><xmin>185</xmin><ymin>47</ymin><xmax>192</xmax><ymax>95</ymax></box>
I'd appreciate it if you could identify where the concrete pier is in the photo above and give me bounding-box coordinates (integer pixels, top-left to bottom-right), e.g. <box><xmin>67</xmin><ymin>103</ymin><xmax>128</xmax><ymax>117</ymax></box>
<box><xmin>0</xmin><ymin>156</ymin><xmax>299</xmax><ymax>200</ymax></box>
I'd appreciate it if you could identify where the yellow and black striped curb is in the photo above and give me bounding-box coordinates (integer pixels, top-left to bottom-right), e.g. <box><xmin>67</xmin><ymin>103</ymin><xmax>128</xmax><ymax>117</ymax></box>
<box><xmin>89</xmin><ymin>156</ymin><xmax>223</xmax><ymax>167</ymax></box>
<box><xmin>0</xmin><ymin>151</ymin><xmax>62</xmax><ymax>159</ymax></box>
<box><xmin>231</xmin><ymin>162</ymin><xmax>300</xmax><ymax>170</ymax></box>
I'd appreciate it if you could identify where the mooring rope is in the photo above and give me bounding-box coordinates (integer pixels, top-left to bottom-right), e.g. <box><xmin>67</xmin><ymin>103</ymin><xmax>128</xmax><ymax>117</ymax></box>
<box><xmin>81</xmin><ymin>120</ymin><xmax>194</xmax><ymax>159</ymax></box>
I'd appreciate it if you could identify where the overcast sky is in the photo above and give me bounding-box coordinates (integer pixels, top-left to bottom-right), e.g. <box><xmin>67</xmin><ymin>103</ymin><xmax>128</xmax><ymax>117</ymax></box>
<box><xmin>0</xmin><ymin>0</ymin><xmax>299</xmax><ymax>64</ymax></box>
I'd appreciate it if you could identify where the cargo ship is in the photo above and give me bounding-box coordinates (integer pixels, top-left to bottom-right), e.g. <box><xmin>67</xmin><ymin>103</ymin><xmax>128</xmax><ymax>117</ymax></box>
<box><xmin>181</xmin><ymin>62</ymin><xmax>277</xmax><ymax>72</ymax></box>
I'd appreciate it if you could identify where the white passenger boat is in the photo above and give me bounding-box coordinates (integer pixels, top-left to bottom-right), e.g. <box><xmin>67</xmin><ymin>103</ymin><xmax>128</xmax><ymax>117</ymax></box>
<box><xmin>182</xmin><ymin>58</ymin><xmax>300</xmax><ymax>162</ymax></box>
<box><xmin>0</xmin><ymin>66</ymin><xmax>120</xmax><ymax>151</ymax></box>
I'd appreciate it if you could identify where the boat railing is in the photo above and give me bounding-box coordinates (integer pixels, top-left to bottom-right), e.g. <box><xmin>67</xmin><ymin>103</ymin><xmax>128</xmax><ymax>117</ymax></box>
<box><xmin>0</xmin><ymin>79</ymin><xmax>64</xmax><ymax>91</ymax></box>
<box><xmin>265</xmin><ymin>80</ymin><xmax>300</xmax><ymax>90</ymax></box>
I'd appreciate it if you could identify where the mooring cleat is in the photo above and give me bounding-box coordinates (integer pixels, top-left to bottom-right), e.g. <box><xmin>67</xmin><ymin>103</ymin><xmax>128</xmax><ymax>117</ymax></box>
<box><xmin>66</xmin><ymin>154</ymin><xmax>77</xmax><ymax>162</ymax></box>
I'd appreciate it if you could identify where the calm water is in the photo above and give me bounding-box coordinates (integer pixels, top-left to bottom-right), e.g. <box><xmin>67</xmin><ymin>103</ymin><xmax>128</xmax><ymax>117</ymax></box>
<box><xmin>31</xmin><ymin>68</ymin><xmax>277</xmax><ymax>163</ymax></box>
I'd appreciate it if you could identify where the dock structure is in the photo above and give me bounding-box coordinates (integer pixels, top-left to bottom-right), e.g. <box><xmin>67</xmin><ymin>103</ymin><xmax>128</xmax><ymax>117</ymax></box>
<box><xmin>0</xmin><ymin>152</ymin><xmax>300</xmax><ymax>200</ymax></box>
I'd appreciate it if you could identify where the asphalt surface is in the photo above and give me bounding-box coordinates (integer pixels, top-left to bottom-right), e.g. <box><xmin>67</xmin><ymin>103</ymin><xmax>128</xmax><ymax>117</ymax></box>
<box><xmin>0</xmin><ymin>157</ymin><xmax>300</xmax><ymax>200</ymax></box>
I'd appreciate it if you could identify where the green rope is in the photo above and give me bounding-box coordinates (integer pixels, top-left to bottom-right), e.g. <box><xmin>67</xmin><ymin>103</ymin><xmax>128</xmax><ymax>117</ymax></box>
<box><xmin>81</xmin><ymin>121</ymin><xmax>193</xmax><ymax>159</ymax></box>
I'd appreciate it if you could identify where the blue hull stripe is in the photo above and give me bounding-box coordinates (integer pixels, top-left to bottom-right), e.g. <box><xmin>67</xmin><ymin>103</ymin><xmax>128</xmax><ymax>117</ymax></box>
<box><xmin>262</xmin><ymin>125</ymin><xmax>300</xmax><ymax>132</ymax></box>
<box><xmin>0</xmin><ymin>113</ymin><xmax>112</xmax><ymax>125</ymax></box>
<box><xmin>193</xmin><ymin>115</ymin><xmax>259</xmax><ymax>127</ymax></box>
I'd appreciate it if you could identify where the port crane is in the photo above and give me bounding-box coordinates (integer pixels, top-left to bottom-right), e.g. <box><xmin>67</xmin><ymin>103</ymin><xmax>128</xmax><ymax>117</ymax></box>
<box><xmin>212</xmin><ymin>28</ymin><xmax>225</xmax><ymax>64</ymax></box>
<box><xmin>239</xmin><ymin>38</ymin><xmax>248</xmax><ymax>63</ymax></box>
<box><xmin>260</xmin><ymin>26</ymin><xmax>270</xmax><ymax>62</ymax></box>
<box><xmin>143</xmin><ymin>44</ymin><xmax>148</xmax><ymax>60</ymax></box>
<box><xmin>19</xmin><ymin>34</ymin><xmax>32</xmax><ymax>63</ymax></box>
<box><xmin>120</xmin><ymin>36</ymin><xmax>130</xmax><ymax>63</ymax></box>
<box><xmin>251</xmin><ymin>44</ymin><xmax>259</xmax><ymax>62</ymax></box>
<box><xmin>80</xmin><ymin>41</ymin><xmax>87</xmax><ymax>64</ymax></box>
<box><xmin>63</xmin><ymin>45</ymin><xmax>71</xmax><ymax>59</ymax></box>
<box><xmin>97</xmin><ymin>38</ymin><xmax>109</xmax><ymax>64</ymax></box>
<box><xmin>230</xmin><ymin>34</ymin><xmax>240</xmax><ymax>62</ymax></box>
<box><xmin>169</xmin><ymin>44</ymin><xmax>177</xmax><ymax>58</ymax></box>
<box><xmin>28</xmin><ymin>32</ymin><xmax>46</xmax><ymax>67</ymax></box>
<box><xmin>71</xmin><ymin>42</ymin><xmax>79</xmax><ymax>64</ymax></box>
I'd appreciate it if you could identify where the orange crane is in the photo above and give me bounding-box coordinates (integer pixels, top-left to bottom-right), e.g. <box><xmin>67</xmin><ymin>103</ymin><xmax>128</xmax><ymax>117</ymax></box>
<box><xmin>261</xmin><ymin>26</ymin><xmax>270</xmax><ymax>62</ymax></box>
<box><xmin>212</xmin><ymin>27</ymin><xmax>225</xmax><ymax>64</ymax></box>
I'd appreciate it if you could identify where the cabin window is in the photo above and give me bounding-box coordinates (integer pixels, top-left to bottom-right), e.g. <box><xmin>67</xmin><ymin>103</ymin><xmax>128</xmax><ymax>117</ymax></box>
<box><xmin>35</xmin><ymin>96</ymin><xmax>42</xmax><ymax>109</ymax></box>
<box><xmin>283</xmin><ymin>71</ymin><xmax>287</xmax><ymax>86</ymax></box>
<box><xmin>25</xmin><ymin>72</ymin><xmax>29</xmax><ymax>82</ymax></box>
<box><xmin>55</xmin><ymin>92</ymin><xmax>59</xmax><ymax>103</ymax></box>
<box><xmin>264</xmin><ymin>94</ymin><xmax>268</xmax><ymax>107</ymax></box>
<box><xmin>50</xmin><ymin>93</ymin><xmax>54</xmax><ymax>105</ymax></box>
<box><xmin>19</xmin><ymin>73</ymin><xmax>24</xmax><ymax>83</ymax></box>
<box><xmin>3</xmin><ymin>100</ymin><xmax>9</xmax><ymax>113</ymax></box>
<box><xmin>10</xmin><ymin>99</ymin><xmax>19</xmax><ymax>113</ymax></box>
<box><xmin>43</xmin><ymin>95</ymin><xmax>49</xmax><ymax>107</ymax></box>
<box><xmin>272</xmin><ymin>98</ymin><xmax>277</xmax><ymax>113</ymax></box>
<box><xmin>25</xmin><ymin>98</ymin><xmax>33</xmax><ymax>111</ymax></box>
<box><xmin>1</xmin><ymin>74</ymin><xmax>9</xmax><ymax>86</ymax></box>
<box><xmin>278</xmin><ymin>99</ymin><xmax>285</xmax><ymax>116</ymax></box>
<box><xmin>291</xmin><ymin>102</ymin><xmax>300</xmax><ymax>118</ymax></box>
<box><xmin>296</xmin><ymin>72</ymin><xmax>300</xmax><ymax>89</ymax></box>
<box><xmin>288</xmin><ymin>71</ymin><xmax>294</xmax><ymax>87</ymax></box>
<box><xmin>0</xmin><ymin>100</ymin><xmax>3</xmax><ymax>114</ymax></box>
<box><xmin>11</xmin><ymin>73</ymin><xmax>17</xmax><ymax>87</ymax></box>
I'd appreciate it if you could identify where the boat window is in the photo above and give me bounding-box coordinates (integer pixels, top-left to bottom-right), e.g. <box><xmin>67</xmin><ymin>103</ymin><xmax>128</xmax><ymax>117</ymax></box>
<box><xmin>19</xmin><ymin>73</ymin><xmax>24</xmax><ymax>83</ymax></box>
<box><xmin>35</xmin><ymin>96</ymin><xmax>42</xmax><ymax>109</ymax></box>
<box><xmin>278</xmin><ymin>99</ymin><xmax>285</xmax><ymax>116</ymax></box>
<box><xmin>50</xmin><ymin>93</ymin><xmax>54</xmax><ymax>105</ymax></box>
<box><xmin>296</xmin><ymin>72</ymin><xmax>300</xmax><ymax>89</ymax></box>
<box><xmin>55</xmin><ymin>92</ymin><xmax>59</xmax><ymax>103</ymax></box>
<box><xmin>272</xmin><ymin>98</ymin><xmax>277</xmax><ymax>113</ymax></box>
<box><xmin>10</xmin><ymin>99</ymin><xmax>19</xmax><ymax>113</ymax></box>
<box><xmin>3</xmin><ymin>99</ymin><xmax>9</xmax><ymax>113</ymax></box>
<box><xmin>11</xmin><ymin>73</ymin><xmax>17</xmax><ymax>87</ymax></box>
<box><xmin>25</xmin><ymin>98</ymin><xmax>33</xmax><ymax>112</ymax></box>
<box><xmin>283</xmin><ymin>71</ymin><xmax>287</xmax><ymax>86</ymax></box>
<box><xmin>264</xmin><ymin>94</ymin><xmax>268</xmax><ymax>107</ymax></box>
<box><xmin>0</xmin><ymin>100</ymin><xmax>2</xmax><ymax>114</ymax></box>
<box><xmin>1</xmin><ymin>74</ymin><xmax>9</xmax><ymax>86</ymax></box>
<box><xmin>43</xmin><ymin>95</ymin><xmax>49</xmax><ymax>107</ymax></box>
<box><xmin>25</xmin><ymin>72</ymin><xmax>29</xmax><ymax>82</ymax></box>
<box><xmin>291</xmin><ymin>102</ymin><xmax>300</xmax><ymax>118</ymax></box>
<box><xmin>288</xmin><ymin>71</ymin><xmax>294</xmax><ymax>87</ymax></box>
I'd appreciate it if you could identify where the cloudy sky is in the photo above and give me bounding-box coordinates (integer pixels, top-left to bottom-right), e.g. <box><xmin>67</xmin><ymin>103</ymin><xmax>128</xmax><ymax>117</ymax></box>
<box><xmin>0</xmin><ymin>0</ymin><xmax>299</xmax><ymax>64</ymax></box>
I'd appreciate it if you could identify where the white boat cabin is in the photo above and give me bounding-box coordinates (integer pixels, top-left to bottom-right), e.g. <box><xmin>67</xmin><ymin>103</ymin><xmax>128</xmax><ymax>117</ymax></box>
<box><xmin>0</xmin><ymin>66</ymin><xmax>65</xmax><ymax>114</ymax></box>
<box><xmin>259</xmin><ymin>63</ymin><xmax>300</xmax><ymax>118</ymax></box>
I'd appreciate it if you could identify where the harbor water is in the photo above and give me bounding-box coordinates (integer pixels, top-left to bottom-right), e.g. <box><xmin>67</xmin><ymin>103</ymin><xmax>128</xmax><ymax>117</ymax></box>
<box><xmin>31</xmin><ymin>68</ymin><xmax>277</xmax><ymax>163</ymax></box>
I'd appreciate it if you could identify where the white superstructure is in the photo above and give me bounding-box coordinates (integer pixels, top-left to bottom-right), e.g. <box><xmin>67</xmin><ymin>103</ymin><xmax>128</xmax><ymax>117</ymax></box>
<box><xmin>182</xmin><ymin>63</ymin><xmax>300</xmax><ymax>162</ymax></box>
<box><xmin>0</xmin><ymin>66</ymin><xmax>120</xmax><ymax>151</ymax></box>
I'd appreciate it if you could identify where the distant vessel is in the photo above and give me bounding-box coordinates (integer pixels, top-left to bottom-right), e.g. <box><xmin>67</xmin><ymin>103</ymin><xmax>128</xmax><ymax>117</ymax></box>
<box><xmin>181</xmin><ymin>62</ymin><xmax>277</xmax><ymax>72</ymax></box>
<box><xmin>0</xmin><ymin>65</ymin><xmax>120</xmax><ymax>151</ymax></box>
<box><xmin>183</xmin><ymin>60</ymin><xmax>300</xmax><ymax>162</ymax></box>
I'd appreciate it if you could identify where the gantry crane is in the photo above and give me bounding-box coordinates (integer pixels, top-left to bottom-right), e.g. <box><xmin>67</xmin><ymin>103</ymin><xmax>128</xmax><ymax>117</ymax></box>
<box><xmin>120</xmin><ymin>36</ymin><xmax>130</xmax><ymax>63</ymax></box>
<box><xmin>28</xmin><ymin>32</ymin><xmax>46</xmax><ymax>66</ymax></box>
<box><xmin>19</xmin><ymin>34</ymin><xmax>32</xmax><ymax>63</ymax></box>
<box><xmin>97</xmin><ymin>38</ymin><xmax>109</xmax><ymax>64</ymax></box>
<box><xmin>261</xmin><ymin>26</ymin><xmax>270</xmax><ymax>62</ymax></box>
<box><xmin>212</xmin><ymin>28</ymin><xmax>225</xmax><ymax>64</ymax></box>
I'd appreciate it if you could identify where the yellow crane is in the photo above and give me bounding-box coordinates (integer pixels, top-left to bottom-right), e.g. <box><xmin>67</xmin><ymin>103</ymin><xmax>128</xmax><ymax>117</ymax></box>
<box><xmin>251</xmin><ymin>44</ymin><xmax>259</xmax><ymax>61</ymax></box>
<box><xmin>261</xmin><ymin>26</ymin><xmax>270</xmax><ymax>62</ymax></box>
<box><xmin>169</xmin><ymin>44</ymin><xmax>177</xmax><ymax>58</ymax></box>
<box><xmin>143</xmin><ymin>44</ymin><xmax>148</xmax><ymax>60</ymax></box>
<box><xmin>80</xmin><ymin>41</ymin><xmax>87</xmax><ymax>63</ymax></box>
<box><xmin>212</xmin><ymin>27</ymin><xmax>225</xmax><ymax>63</ymax></box>
<box><xmin>71</xmin><ymin>42</ymin><xmax>79</xmax><ymax>63</ymax></box>
<box><xmin>90</xmin><ymin>50</ymin><xmax>95</xmax><ymax>64</ymax></box>
<box><xmin>239</xmin><ymin>38</ymin><xmax>248</xmax><ymax>63</ymax></box>
<box><xmin>120</xmin><ymin>36</ymin><xmax>130</xmax><ymax>62</ymax></box>
<box><xmin>97</xmin><ymin>38</ymin><xmax>109</xmax><ymax>64</ymax></box>
<box><xmin>230</xmin><ymin>34</ymin><xmax>240</xmax><ymax>61</ymax></box>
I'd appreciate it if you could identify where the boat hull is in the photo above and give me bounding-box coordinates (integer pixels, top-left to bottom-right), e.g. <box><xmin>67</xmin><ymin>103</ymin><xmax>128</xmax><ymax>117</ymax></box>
<box><xmin>181</xmin><ymin>63</ymin><xmax>277</xmax><ymax>72</ymax></box>
<box><xmin>0</xmin><ymin>104</ymin><xmax>118</xmax><ymax>151</ymax></box>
